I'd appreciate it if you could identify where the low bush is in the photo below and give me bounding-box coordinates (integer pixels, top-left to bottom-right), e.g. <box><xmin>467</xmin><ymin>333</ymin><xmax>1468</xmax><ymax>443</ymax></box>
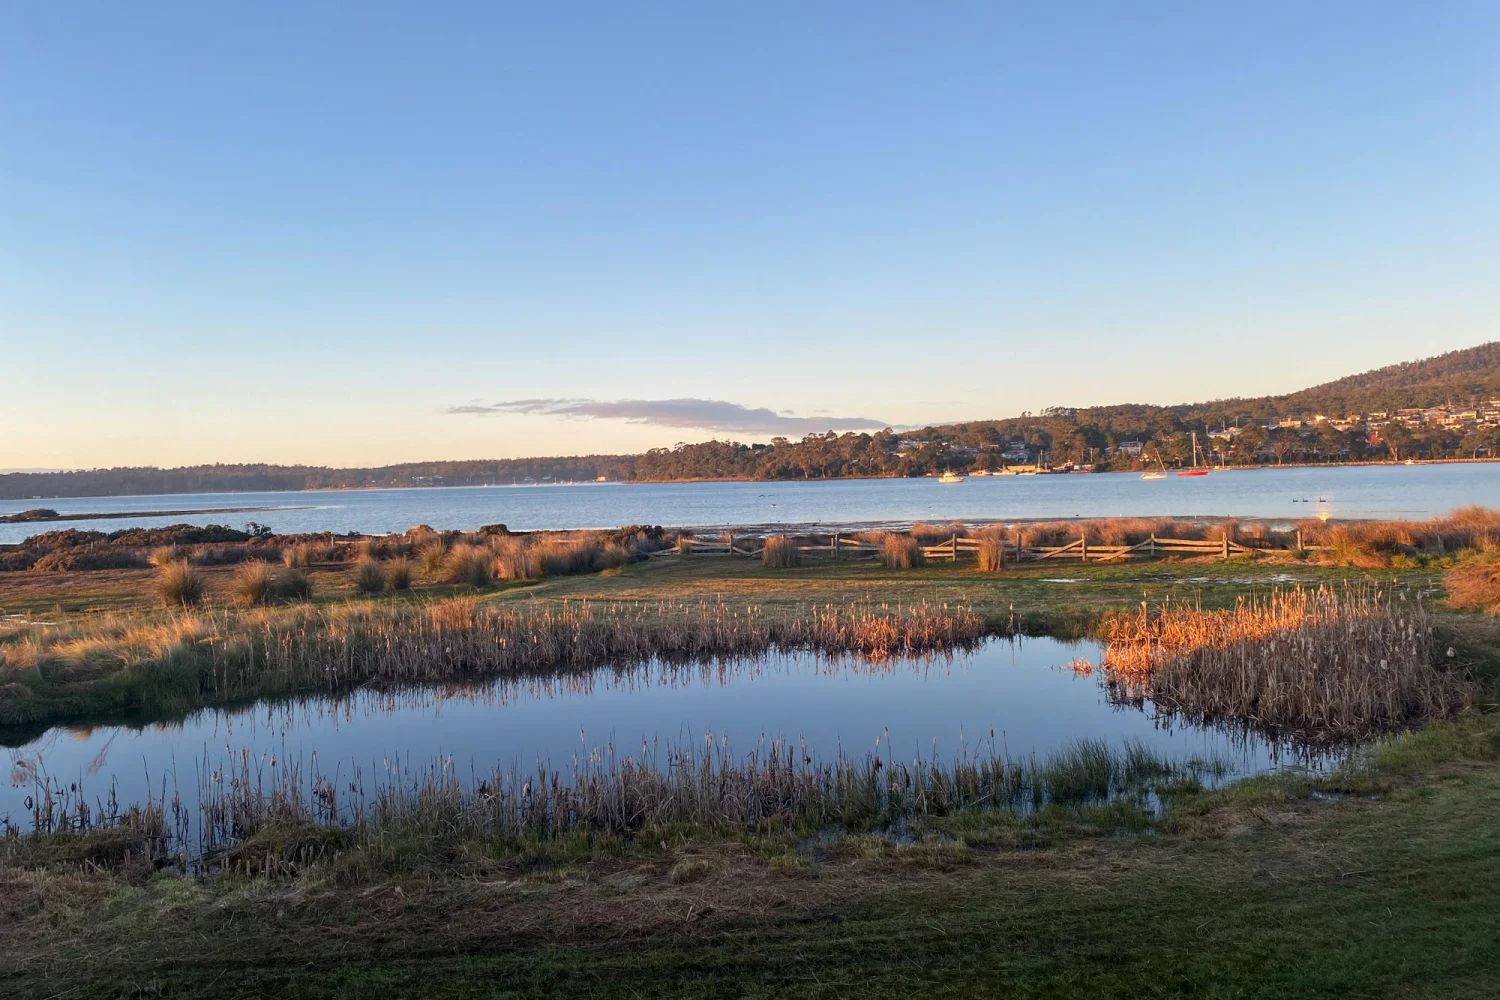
<box><xmin>763</xmin><ymin>535</ymin><xmax>801</xmax><ymax>568</ymax></box>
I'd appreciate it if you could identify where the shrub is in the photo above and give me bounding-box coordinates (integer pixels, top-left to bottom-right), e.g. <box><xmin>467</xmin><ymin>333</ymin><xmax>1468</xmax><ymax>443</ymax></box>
<box><xmin>156</xmin><ymin>560</ymin><xmax>204</xmax><ymax>607</ymax></box>
<box><xmin>282</xmin><ymin>543</ymin><xmax>312</xmax><ymax>569</ymax></box>
<box><xmin>762</xmin><ymin>535</ymin><xmax>800</xmax><ymax>568</ymax></box>
<box><xmin>353</xmin><ymin>557</ymin><xmax>386</xmax><ymax>595</ymax></box>
<box><xmin>229</xmin><ymin>560</ymin><xmax>275</xmax><ymax>606</ymax></box>
<box><xmin>881</xmin><ymin>534</ymin><xmax>925</xmax><ymax>569</ymax></box>
<box><xmin>278</xmin><ymin>569</ymin><xmax>313</xmax><ymax>602</ymax></box>
<box><xmin>386</xmin><ymin>557</ymin><xmax>413</xmax><ymax>591</ymax></box>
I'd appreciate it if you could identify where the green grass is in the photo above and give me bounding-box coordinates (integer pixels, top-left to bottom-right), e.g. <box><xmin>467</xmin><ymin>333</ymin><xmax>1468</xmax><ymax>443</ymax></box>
<box><xmin>5</xmin><ymin>723</ymin><xmax>1500</xmax><ymax>997</ymax></box>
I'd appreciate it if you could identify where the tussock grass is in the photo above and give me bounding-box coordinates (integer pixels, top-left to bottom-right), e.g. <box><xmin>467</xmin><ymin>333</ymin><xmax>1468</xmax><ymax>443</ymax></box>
<box><xmin>762</xmin><ymin>535</ymin><xmax>800</xmax><ymax>569</ymax></box>
<box><xmin>154</xmin><ymin>560</ymin><xmax>204</xmax><ymax>608</ymax></box>
<box><xmin>443</xmin><ymin>545</ymin><xmax>494</xmax><ymax>588</ymax></box>
<box><xmin>353</xmin><ymin>558</ymin><xmax>386</xmax><ymax>595</ymax></box>
<box><xmin>976</xmin><ymin>530</ymin><xmax>1005</xmax><ymax>572</ymax></box>
<box><xmin>880</xmin><ymin>534</ymin><xmax>925</xmax><ymax>569</ymax></box>
<box><xmin>281</xmin><ymin>543</ymin><xmax>312</xmax><ymax>569</ymax></box>
<box><xmin>228</xmin><ymin>561</ymin><xmax>275</xmax><ymax>607</ymax></box>
<box><xmin>385</xmin><ymin>557</ymin><xmax>413</xmax><ymax>591</ymax></box>
<box><xmin>910</xmin><ymin>522</ymin><xmax>968</xmax><ymax>545</ymax></box>
<box><xmin>1447</xmin><ymin>557</ymin><xmax>1500</xmax><ymax>612</ymax></box>
<box><xmin>278</xmin><ymin>569</ymin><xmax>312</xmax><ymax>602</ymax></box>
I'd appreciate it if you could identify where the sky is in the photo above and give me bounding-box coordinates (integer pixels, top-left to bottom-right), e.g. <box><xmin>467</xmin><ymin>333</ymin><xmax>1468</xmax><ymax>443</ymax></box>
<box><xmin>2</xmin><ymin>2</ymin><xmax>1497</xmax><ymax>470</ymax></box>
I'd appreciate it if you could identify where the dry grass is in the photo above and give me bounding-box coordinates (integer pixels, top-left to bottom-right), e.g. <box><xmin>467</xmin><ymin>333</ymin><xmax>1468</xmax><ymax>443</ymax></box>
<box><xmin>282</xmin><ymin>543</ymin><xmax>312</xmax><ymax>569</ymax></box>
<box><xmin>353</xmin><ymin>557</ymin><xmax>386</xmax><ymax>595</ymax></box>
<box><xmin>881</xmin><ymin>534</ymin><xmax>925</xmax><ymax>569</ymax></box>
<box><xmin>228</xmin><ymin>560</ymin><xmax>274</xmax><ymax>607</ymax></box>
<box><xmin>154</xmin><ymin>560</ymin><xmax>204</xmax><ymax>608</ymax></box>
<box><xmin>443</xmin><ymin>544</ymin><xmax>494</xmax><ymax>588</ymax></box>
<box><xmin>976</xmin><ymin>530</ymin><xmax>1005</xmax><ymax>572</ymax></box>
<box><xmin>385</xmin><ymin>557</ymin><xmax>413</xmax><ymax>591</ymax></box>
<box><xmin>763</xmin><ymin>535</ymin><xmax>800</xmax><ymax>569</ymax></box>
<box><xmin>1447</xmin><ymin>558</ymin><xmax>1500</xmax><ymax>613</ymax></box>
<box><xmin>1102</xmin><ymin>587</ymin><xmax>1472</xmax><ymax>739</ymax></box>
<box><xmin>910</xmin><ymin>522</ymin><xmax>969</xmax><ymax>545</ymax></box>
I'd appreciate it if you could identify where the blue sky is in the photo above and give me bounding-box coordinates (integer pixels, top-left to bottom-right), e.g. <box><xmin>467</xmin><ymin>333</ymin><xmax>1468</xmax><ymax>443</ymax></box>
<box><xmin>2</xmin><ymin>1</ymin><xmax>1497</xmax><ymax>468</ymax></box>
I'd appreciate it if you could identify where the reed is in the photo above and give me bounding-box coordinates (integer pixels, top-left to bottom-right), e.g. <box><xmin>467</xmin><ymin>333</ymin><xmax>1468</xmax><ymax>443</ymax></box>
<box><xmin>910</xmin><ymin>522</ymin><xmax>969</xmax><ymax>545</ymax></box>
<box><xmin>9</xmin><ymin>733</ymin><xmax>1183</xmax><ymax>874</ymax></box>
<box><xmin>228</xmin><ymin>560</ymin><xmax>275</xmax><ymax>607</ymax></box>
<box><xmin>155</xmin><ymin>560</ymin><xmax>204</xmax><ymax>607</ymax></box>
<box><xmin>353</xmin><ymin>557</ymin><xmax>386</xmax><ymax>595</ymax></box>
<box><xmin>762</xmin><ymin>535</ymin><xmax>801</xmax><ymax>568</ymax></box>
<box><xmin>1101</xmin><ymin>587</ymin><xmax>1472</xmax><ymax>739</ymax></box>
<box><xmin>385</xmin><ymin>556</ymin><xmax>413</xmax><ymax>591</ymax></box>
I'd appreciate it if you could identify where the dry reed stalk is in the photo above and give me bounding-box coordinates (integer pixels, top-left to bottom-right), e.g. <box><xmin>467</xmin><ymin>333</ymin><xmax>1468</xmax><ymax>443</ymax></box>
<box><xmin>1101</xmin><ymin>587</ymin><xmax>1471</xmax><ymax>738</ymax></box>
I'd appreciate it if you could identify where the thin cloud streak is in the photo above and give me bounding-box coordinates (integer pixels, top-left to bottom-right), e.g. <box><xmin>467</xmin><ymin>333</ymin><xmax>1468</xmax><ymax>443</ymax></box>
<box><xmin>446</xmin><ymin>397</ymin><xmax>901</xmax><ymax>436</ymax></box>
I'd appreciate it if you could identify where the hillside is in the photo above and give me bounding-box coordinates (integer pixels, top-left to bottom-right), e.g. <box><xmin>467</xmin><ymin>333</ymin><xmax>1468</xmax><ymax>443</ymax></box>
<box><xmin>3</xmin><ymin>343</ymin><xmax>1497</xmax><ymax>501</ymax></box>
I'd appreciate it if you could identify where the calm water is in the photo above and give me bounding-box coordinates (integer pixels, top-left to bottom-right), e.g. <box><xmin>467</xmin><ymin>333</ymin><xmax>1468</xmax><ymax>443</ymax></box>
<box><xmin>2</xmin><ymin>638</ymin><xmax>1312</xmax><ymax>832</ymax></box>
<box><xmin>2</xmin><ymin>462</ymin><xmax>1497</xmax><ymax>543</ymax></box>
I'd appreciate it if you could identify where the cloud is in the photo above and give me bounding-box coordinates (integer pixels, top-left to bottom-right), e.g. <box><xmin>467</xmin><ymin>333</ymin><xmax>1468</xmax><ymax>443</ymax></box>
<box><xmin>446</xmin><ymin>397</ymin><xmax>899</xmax><ymax>436</ymax></box>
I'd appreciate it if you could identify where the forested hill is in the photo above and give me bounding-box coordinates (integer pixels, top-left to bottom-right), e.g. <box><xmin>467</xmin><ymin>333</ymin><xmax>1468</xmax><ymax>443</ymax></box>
<box><xmin>1281</xmin><ymin>342</ymin><xmax>1500</xmax><ymax>415</ymax></box>
<box><xmin>4</xmin><ymin>343</ymin><xmax>1497</xmax><ymax>500</ymax></box>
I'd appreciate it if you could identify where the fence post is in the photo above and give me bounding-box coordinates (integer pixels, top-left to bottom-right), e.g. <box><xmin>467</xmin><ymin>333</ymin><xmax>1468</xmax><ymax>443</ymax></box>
<box><xmin>1149</xmin><ymin>534</ymin><xmax>1156</xmax><ymax>557</ymax></box>
<box><xmin>950</xmin><ymin>534</ymin><xmax>958</xmax><ymax>561</ymax></box>
<box><xmin>1080</xmin><ymin>533</ymin><xmax>1088</xmax><ymax>562</ymax></box>
<box><xmin>832</xmin><ymin>531</ymin><xmax>840</xmax><ymax>561</ymax></box>
<box><xmin>1296</xmin><ymin>529</ymin><xmax>1304</xmax><ymax>552</ymax></box>
<box><xmin>1222</xmin><ymin>533</ymin><xmax>1229</xmax><ymax>560</ymax></box>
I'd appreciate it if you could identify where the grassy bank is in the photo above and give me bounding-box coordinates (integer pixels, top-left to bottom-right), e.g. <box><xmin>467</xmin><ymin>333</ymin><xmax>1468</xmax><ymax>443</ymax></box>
<box><xmin>0</xmin><ymin>554</ymin><xmax>1444</xmax><ymax>735</ymax></box>
<box><xmin>5</xmin><ymin>707</ymin><xmax>1499</xmax><ymax>997</ymax></box>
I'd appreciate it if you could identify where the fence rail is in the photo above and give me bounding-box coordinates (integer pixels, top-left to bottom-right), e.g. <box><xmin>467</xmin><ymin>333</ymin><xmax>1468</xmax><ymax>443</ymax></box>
<box><xmin>670</xmin><ymin>531</ymin><xmax>1315</xmax><ymax>564</ymax></box>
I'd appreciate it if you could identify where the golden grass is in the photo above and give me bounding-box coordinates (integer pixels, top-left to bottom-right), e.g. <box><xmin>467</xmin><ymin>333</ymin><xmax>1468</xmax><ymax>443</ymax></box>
<box><xmin>385</xmin><ymin>557</ymin><xmax>413</xmax><ymax>591</ymax></box>
<box><xmin>762</xmin><ymin>535</ymin><xmax>800</xmax><ymax>569</ymax></box>
<box><xmin>353</xmin><ymin>557</ymin><xmax>386</xmax><ymax>595</ymax></box>
<box><xmin>154</xmin><ymin>560</ymin><xmax>204</xmax><ymax>608</ymax></box>
<box><xmin>228</xmin><ymin>560</ymin><xmax>274</xmax><ymax>607</ymax></box>
<box><xmin>1101</xmin><ymin>587</ymin><xmax>1472</xmax><ymax>738</ymax></box>
<box><xmin>1447</xmin><ymin>558</ymin><xmax>1500</xmax><ymax>613</ymax></box>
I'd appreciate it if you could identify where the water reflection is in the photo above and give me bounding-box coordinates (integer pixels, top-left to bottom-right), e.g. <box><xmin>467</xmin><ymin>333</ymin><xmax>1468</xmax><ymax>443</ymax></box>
<box><xmin>5</xmin><ymin>637</ymin><xmax>1326</xmax><ymax>834</ymax></box>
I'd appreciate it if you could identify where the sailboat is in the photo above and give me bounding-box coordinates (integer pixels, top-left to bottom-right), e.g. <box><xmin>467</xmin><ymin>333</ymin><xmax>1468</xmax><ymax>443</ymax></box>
<box><xmin>1177</xmin><ymin>432</ymin><xmax>1210</xmax><ymax>476</ymax></box>
<box><xmin>1141</xmin><ymin>449</ymin><xmax>1168</xmax><ymax>480</ymax></box>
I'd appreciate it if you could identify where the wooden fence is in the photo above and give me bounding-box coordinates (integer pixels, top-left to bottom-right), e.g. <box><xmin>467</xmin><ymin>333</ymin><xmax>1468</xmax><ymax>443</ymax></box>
<box><xmin>665</xmin><ymin>530</ymin><xmax>1325</xmax><ymax>564</ymax></box>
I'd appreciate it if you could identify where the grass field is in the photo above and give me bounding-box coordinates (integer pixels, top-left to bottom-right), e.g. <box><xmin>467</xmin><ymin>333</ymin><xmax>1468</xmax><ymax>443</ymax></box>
<box><xmin>3</xmin><ymin>553</ymin><xmax>1495</xmax><ymax>997</ymax></box>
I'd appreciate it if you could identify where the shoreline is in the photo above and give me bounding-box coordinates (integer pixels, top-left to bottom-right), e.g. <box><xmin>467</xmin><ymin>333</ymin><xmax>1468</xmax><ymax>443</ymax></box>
<box><xmin>4</xmin><ymin>456</ymin><xmax>1500</xmax><ymax>503</ymax></box>
<box><xmin>0</xmin><ymin>505</ymin><xmax>313</xmax><ymax>525</ymax></box>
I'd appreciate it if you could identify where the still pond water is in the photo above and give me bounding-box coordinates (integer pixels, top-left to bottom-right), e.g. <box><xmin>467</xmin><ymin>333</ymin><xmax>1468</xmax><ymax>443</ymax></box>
<box><xmin>3</xmin><ymin>637</ymin><xmax>1318</xmax><ymax>832</ymax></box>
<box><xmin>3</xmin><ymin>462</ymin><xmax>1498</xmax><ymax>543</ymax></box>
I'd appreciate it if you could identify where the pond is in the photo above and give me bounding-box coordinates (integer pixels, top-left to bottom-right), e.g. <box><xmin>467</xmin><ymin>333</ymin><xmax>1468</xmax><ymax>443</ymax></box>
<box><xmin>3</xmin><ymin>636</ymin><xmax>1322</xmax><ymax>838</ymax></box>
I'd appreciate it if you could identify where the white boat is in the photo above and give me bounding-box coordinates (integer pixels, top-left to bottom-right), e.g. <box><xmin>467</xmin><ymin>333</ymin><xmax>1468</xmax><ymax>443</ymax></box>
<box><xmin>1141</xmin><ymin>449</ymin><xmax>1168</xmax><ymax>480</ymax></box>
<box><xmin>938</xmin><ymin>470</ymin><xmax>965</xmax><ymax>484</ymax></box>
